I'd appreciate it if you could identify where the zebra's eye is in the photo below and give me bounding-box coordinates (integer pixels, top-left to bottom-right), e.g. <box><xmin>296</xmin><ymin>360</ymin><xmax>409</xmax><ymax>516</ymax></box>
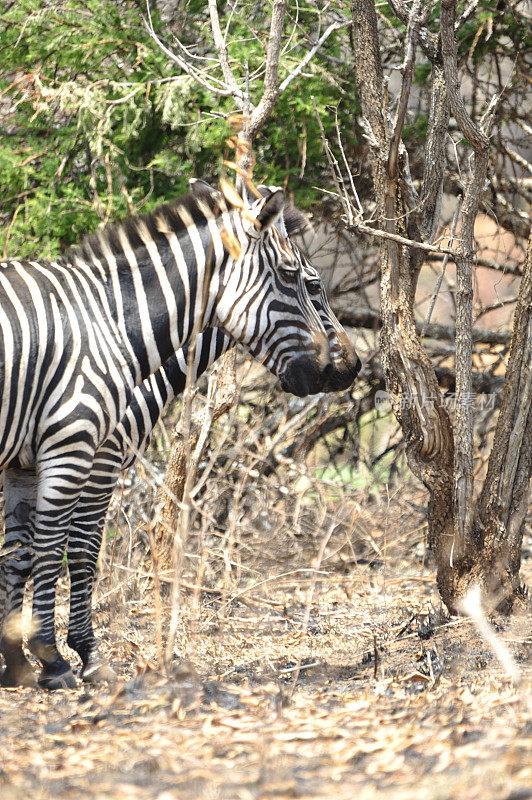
<box><xmin>279</xmin><ymin>267</ymin><xmax>299</xmax><ymax>283</ymax></box>
<box><xmin>306</xmin><ymin>280</ymin><xmax>321</xmax><ymax>296</ymax></box>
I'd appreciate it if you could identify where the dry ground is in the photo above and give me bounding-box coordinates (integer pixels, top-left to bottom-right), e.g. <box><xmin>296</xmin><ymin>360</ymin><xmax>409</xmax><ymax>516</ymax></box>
<box><xmin>1</xmin><ymin>479</ymin><xmax>531</xmax><ymax>800</ymax></box>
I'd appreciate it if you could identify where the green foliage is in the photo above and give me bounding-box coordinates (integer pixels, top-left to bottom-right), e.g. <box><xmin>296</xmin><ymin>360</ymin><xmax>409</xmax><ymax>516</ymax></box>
<box><xmin>0</xmin><ymin>0</ymin><xmax>357</xmax><ymax>258</ymax></box>
<box><xmin>456</xmin><ymin>0</ymin><xmax>532</xmax><ymax>64</ymax></box>
<box><xmin>1</xmin><ymin>0</ymin><xmax>520</xmax><ymax>258</ymax></box>
<box><xmin>0</xmin><ymin>0</ymin><xmax>223</xmax><ymax>257</ymax></box>
<box><xmin>403</xmin><ymin>114</ymin><xmax>429</xmax><ymax>145</ymax></box>
<box><xmin>413</xmin><ymin>62</ymin><xmax>431</xmax><ymax>85</ymax></box>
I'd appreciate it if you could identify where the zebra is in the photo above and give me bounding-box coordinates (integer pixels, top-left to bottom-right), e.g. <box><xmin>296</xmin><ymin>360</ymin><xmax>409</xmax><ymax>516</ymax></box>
<box><xmin>0</xmin><ymin>248</ymin><xmax>360</xmax><ymax>687</ymax></box>
<box><xmin>0</xmin><ymin>180</ymin><xmax>358</xmax><ymax>689</ymax></box>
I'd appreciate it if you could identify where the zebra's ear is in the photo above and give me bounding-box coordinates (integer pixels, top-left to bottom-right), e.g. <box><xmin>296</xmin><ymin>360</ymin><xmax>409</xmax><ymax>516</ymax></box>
<box><xmin>189</xmin><ymin>178</ymin><xmax>217</xmax><ymax>198</ymax></box>
<box><xmin>255</xmin><ymin>190</ymin><xmax>284</xmax><ymax>231</ymax></box>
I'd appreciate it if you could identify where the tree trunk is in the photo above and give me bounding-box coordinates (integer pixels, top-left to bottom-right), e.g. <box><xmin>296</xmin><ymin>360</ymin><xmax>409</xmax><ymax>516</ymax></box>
<box><xmin>472</xmin><ymin>231</ymin><xmax>532</xmax><ymax>608</ymax></box>
<box><xmin>351</xmin><ymin>0</ymin><xmax>530</xmax><ymax>613</ymax></box>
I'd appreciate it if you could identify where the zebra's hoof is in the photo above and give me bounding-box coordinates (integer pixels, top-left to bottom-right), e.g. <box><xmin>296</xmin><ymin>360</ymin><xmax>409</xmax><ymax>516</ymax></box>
<box><xmin>38</xmin><ymin>667</ymin><xmax>78</xmax><ymax>691</ymax></box>
<box><xmin>81</xmin><ymin>658</ymin><xmax>117</xmax><ymax>684</ymax></box>
<box><xmin>0</xmin><ymin>664</ymin><xmax>38</xmax><ymax>689</ymax></box>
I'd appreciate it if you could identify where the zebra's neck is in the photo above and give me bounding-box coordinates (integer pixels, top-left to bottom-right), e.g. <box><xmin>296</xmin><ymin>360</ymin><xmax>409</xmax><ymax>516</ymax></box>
<box><xmin>67</xmin><ymin>196</ymin><xmax>228</xmax><ymax>386</ymax></box>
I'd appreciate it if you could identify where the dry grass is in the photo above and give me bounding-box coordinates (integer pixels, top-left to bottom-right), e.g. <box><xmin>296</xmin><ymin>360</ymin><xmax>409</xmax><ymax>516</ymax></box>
<box><xmin>1</xmin><ymin>385</ymin><xmax>531</xmax><ymax>800</ymax></box>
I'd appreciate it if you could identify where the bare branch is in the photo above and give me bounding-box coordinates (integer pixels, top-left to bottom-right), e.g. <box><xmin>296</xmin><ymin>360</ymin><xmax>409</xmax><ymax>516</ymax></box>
<box><xmin>208</xmin><ymin>0</ymin><xmax>242</xmax><ymax>95</ymax></box>
<box><xmin>456</xmin><ymin>0</ymin><xmax>482</xmax><ymax>29</ymax></box>
<box><xmin>346</xmin><ymin>220</ymin><xmax>458</xmax><ymax>257</ymax></box>
<box><xmin>421</xmin><ymin>198</ymin><xmax>461</xmax><ymax>337</ymax></box>
<box><xmin>144</xmin><ymin>1</ymin><xmax>242</xmax><ymax>99</ymax></box>
<box><xmin>312</xmin><ymin>97</ymin><xmax>353</xmax><ymax>225</ymax></box>
<box><xmin>248</xmin><ymin>0</ymin><xmax>288</xmax><ymax>137</ymax></box>
<box><xmin>441</xmin><ymin>0</ymin><xmax>491</xmax><ymax>558</ymax></box>
<box><xmin>501</xmin><ymin>145</ymin><xmax>532</xmax><ymax>176</ymax></box>
<box><xmin>334</xmin><ymin>107</ymin><xmax>363</xmax><ymax>216</ymax></box>
<box><xmin>429</xmin><ymin>251</ymin><xmax>523</xmax><ymax>277</ymax></box>
<box><xmin>387</xmin><ymin>0</ymin><xmax>438</xmax><ymax>59</ymax></box>
<box><xmin>419</xmin><ymin>63</ymin><xmax>450</xmax><ymax>244</ymax></box>
<box><xmin>441</xmin><ymin>1</ymin><xmax>491</xmax><ymax>151</ymax></box>
<box><xmin>262</xmin><ymin>0</ymin><xmax>287</xmax><ymax>98</ymax></box>
<box><xmin>335</xmin><ymin>307</ymin><xmax>512</xmax><ymax>347</ymax></box>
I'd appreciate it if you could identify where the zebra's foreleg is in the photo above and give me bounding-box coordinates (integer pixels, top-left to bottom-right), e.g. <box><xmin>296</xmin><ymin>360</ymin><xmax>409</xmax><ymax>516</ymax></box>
<box><xmin>66</xmin><ymin>480</ymin><xmax>117</xmax><ymax>683</ymax></box>
<box><xmin>0</xmin><ymin>469</ymin><xmax>38</xmax><ymax>688</ymax></box>
<box><xmin>29</xmin><ymin>468</ymin><xmax>95</xmax><ymax>690</ymax></box>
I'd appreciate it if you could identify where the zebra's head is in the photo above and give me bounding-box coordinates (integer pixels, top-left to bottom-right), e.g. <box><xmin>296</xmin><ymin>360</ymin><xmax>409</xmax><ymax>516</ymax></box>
<box><xmin>252</xmin><ymin>184</ymin><xmax>360</xmax><ymax>392</ymax></box>
<box><xmin>190</xmin><ymin>180</ymin><xmax>359</xmax><ymax>396</ymax></box>
<box><xmin>190</xmin><ymin>181</ymin><xmax>329</xmax><ymax>396</ymax></box>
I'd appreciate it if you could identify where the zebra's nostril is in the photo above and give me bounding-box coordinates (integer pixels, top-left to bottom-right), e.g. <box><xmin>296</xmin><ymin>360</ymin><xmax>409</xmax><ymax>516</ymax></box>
<box><xmin>314</xmin><ymin>336</ymin><xmax>332</xmax><ymax>372</ymax></box>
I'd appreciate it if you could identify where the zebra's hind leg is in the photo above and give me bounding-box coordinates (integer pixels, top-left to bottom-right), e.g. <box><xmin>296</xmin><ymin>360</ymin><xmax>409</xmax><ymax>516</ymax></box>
<box><xmin>66</xmin><ymin>488</ymin><xmax>117</xmax><ymax>684</ymax></box>
<box><xmin>0</xmin><ymin>560</ymin><xmax>36</xmax><ymax>688</ymax></box>
<box><xmin>1</xmin><ymin>625</ymin><xmax>37</xmax><ymax>689</ymax></box>
<box><xmin>0</xmin><ymin>469</ymin><xmax>38</xmax><ymax>688</ymax></box>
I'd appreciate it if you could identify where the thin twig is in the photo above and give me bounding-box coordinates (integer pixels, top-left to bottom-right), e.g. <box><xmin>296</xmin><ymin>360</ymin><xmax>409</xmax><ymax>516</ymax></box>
<box><xmin>279</xmin><ymin>18</ymin><xmax>352</xmax><ymax>93</ymax></box>
<box><xmin>144</xmin><ymin>0</ymin><xmax>243</xmax><ymax>100</ymax></box>
<box><xmin>334</xmin><ymin>106</ymin><xmax>363</xmax><ymax>216</ymax></box>
<box><xmin>347</xmin><ymin>220</ymin><xmax>458</xmax><ymax>256</ymax></box>
<box><xmin>421</xmin><ymin>197</ymin><xmax>462</xmax><ymax>337</ymax></box>
<box><xmin>311</xmin><ymin>96</ymin><xmax>352</xmax><ymax>223</ymax></box>
<box><xmin>145</xmin><ymin>521</ymin><xmax>164</xmax><ymax>669</ymax></box>
<box><xmin>208</xmin><ymin>0</ymin><xmax>241</xmax><ymax>94</ymax></box>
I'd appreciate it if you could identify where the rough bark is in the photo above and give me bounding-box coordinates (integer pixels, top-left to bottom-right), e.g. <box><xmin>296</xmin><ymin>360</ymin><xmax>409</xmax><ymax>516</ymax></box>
<box><xmin>351</xmin><ymin>0</ymin><xmax>456</xmax><ymax>608</ymax></box>
<box><xmin>441</xmin><ymin>0</ymin><xmax>490</xmax><ymax>562</ymax></box>
<box><xmin>473</xmin><ymin>231</ymin><xmax>532</xmax><ymax>607</ymax></box>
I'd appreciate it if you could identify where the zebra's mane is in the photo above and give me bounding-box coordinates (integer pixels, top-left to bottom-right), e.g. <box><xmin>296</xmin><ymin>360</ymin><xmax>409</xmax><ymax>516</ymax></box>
<box><xmin>61</xmin><ymin>188</ymin><xmax>309</xmax><ymax>268</ymax></box>
<box><xmin>61</xmin><ymin>191</ymin><xmax>219</xmax><ymax>268</ymax></box>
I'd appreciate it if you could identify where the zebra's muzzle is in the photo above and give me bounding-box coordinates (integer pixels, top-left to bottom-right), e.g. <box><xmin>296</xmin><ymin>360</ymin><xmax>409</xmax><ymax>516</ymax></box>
<box><xmin>280</xmin><ymin>355</ymin><xmax>330</xmax><ymax>397</ymax></box>
<box><xmin>321</xmin><ymin>354</ymin><xmax>362</xmax><ymax>391</ymax></box>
